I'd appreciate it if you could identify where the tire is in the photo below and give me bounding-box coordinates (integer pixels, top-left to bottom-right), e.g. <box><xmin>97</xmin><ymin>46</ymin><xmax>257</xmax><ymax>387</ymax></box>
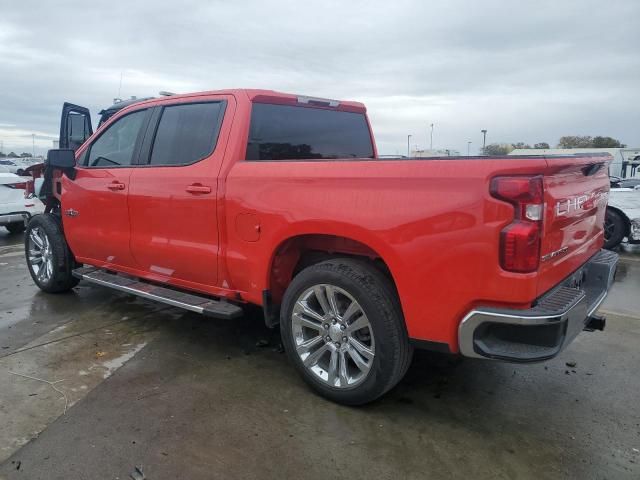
<box><xmin>25</xmin><ymin>214</ymin><xmax>79</xmax><ymax>293</ymax></box>
<box><xmin>16</xmin><ymin>169</ymin><xmax>25</xmax><ymax>176</ymax></box>
<box><xmin>5</xmin><ymin>222</ymin><xmax>26</xmax><ymax>234</ymax></box>
<box><xmin>604</xmin><ymin>208</ymin><xmax>627</xmax><ymax>250</ymax></box>
<box><xmin>280</xmin><ymin>258</ymin><xmax>413</xmax><ymax>405</ymax></box>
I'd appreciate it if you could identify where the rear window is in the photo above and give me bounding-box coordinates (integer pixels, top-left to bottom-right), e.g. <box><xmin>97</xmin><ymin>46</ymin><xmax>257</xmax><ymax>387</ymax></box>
<box><xmin>150</xmin><ymin>102</ymin><xmax>225</xmax><ymax>166</ymax></box>
<box><xmin>246</xmin><ymin>103</ymin><xmax>374</xmax><ymax>161</ymax></box>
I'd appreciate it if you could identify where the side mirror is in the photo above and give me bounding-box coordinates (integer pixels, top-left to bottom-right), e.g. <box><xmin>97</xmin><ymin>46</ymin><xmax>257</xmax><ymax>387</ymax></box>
<box><xmin>46</xmin><ymin>149</ymin><xmax>76</xmax><ymax>169</ymax></box>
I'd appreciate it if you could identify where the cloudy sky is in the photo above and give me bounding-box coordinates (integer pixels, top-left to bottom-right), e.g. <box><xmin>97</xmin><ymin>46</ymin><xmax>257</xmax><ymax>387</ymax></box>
<box><xmin>1</xmin><ymin>0</ymin><xmax>638</xmax><ymax>156</ymax></box>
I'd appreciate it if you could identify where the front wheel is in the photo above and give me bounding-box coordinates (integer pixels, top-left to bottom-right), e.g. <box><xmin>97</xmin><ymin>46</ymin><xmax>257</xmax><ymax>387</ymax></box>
<box><xmin>25</xmin><ymin>214</ymin><xmax>79</xmax><ymax>293</ymax></box>
<box><xmin>604</xmin><ymin>208</ymin><xmax>627</xmax><ymax>250</ymax></box>
<box><xmin>280</xmin><ymin>259</ymin><xmax>413</xmax><ymax>405</ymax></box>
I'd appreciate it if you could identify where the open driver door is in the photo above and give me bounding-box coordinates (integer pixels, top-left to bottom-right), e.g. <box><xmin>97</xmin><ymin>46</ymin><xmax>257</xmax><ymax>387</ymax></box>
<box><xmin>59</xmin><ymin>102</ymin><xmax>93</xmax><ymax>151</ymax></box>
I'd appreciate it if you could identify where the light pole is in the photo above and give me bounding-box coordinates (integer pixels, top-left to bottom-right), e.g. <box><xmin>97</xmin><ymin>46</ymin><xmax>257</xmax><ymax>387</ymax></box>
<box><xmin>429</xmin><ymin>123</ymin><xmax>434</xmax><ymax>150</ymax></box>
<box><xmin>32</xmin><ymin>134</ymin><xmax>35</xmax><ymax>158</ymax></box>
<box><xmin>467</xmin><ymin>141</ymin><xmax>472</xmax><ymax>157</ymax></box>
<box><xmin>407</xmin><ymin>135</ymin><xmax>412</xmax><ymax>157</ymax></box>
<box><xmin>481</xmin><ymin>129</ymin><xmax>487</xmax><ymax>154</ymax></box>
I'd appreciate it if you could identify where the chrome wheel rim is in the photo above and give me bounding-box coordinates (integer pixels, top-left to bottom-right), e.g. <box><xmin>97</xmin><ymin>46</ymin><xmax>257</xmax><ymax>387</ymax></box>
<box><xmin>28</xmin><ymin>227</ymin><xmax>54</xmax><ymax>284</ymax></box>
<box><xmin>291</xmin><ymin>284</ymin><xmax>375</xmax><ymax>389</ymax></box>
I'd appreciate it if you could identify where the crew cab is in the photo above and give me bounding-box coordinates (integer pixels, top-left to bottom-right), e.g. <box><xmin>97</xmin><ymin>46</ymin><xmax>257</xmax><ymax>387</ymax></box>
<box><xmin>26</xmin><ymin>89</ymin><xmax>618</xmax><ymax>405</ymax></box>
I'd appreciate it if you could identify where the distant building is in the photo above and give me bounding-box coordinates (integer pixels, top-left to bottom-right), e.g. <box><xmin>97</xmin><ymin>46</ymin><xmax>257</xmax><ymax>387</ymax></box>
<box><xmin>509</xmin><ymin>147</ymin><xmax>640</xmax><ymax>178</ymax></box>
<box><xmin>411</xmin><ymin>148</ymin><xmax>461</xmax><ymax>158</ymax></box>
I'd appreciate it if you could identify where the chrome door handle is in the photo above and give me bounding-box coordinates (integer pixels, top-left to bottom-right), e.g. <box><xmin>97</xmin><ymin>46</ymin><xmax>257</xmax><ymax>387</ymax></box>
<box><xmin>186</xmin><ymin>184</ymin><xmax>212</xmax><ymax>194</ymax></box>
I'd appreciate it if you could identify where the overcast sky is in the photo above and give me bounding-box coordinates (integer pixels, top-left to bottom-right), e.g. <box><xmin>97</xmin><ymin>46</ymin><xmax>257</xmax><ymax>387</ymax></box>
<box><xmin>1</xmin><ymin>0</ymin><xmax>638</xmax><ymax>156</ymax></box>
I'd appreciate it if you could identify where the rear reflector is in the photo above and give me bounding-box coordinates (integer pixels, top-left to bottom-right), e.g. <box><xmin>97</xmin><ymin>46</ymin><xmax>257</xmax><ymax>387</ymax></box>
<box><xmin>491</xmin><ymin>176</ymin><xmax>544</xmax><ymax>273</ymax></box>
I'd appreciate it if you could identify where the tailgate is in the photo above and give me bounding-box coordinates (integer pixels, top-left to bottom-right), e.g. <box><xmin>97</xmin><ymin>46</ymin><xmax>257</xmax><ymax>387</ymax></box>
<box><xmin>537</xmin><ymin>154</ymin><xmax>611</xmax><ymax>296</ymax></box>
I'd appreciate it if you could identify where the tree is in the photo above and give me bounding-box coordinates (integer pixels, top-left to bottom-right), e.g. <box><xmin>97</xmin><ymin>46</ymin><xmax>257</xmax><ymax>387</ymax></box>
<box><xmin>534</xmin><ymin>142</ymin><xmax>550</xmax><ymax>149</ymax></box>
<box><xmin>20</xmin><ymin>152</ymin><xmax>31</xmax><ymax>158</ymax></box>
<box><xmin>592</xmin><ymin>136</ymin><xmax>626</xmax><ymax>148</ymax></box>
<box><xmin>7</xmin><ymin>152</ymin><xmax>18</xmax><ymax>158</ymax></box>
<box><xmin>482</xmin><ymin>143</ymin><xmax>513</xmax><ymax>155</ymax></box>
<box><xmin>557</xmin><ymin>135</ymin><xmax>626</xmax><ymax>148</ymax></box>
<box><xmin>0</xmin><ymin>152</ymin><xmax>5</xmax><ymax>158</ymax></box>
<box><xmin>512</xmin><ymin>142</ymin><xmax>531</xmax><ymax>149</ymax></box>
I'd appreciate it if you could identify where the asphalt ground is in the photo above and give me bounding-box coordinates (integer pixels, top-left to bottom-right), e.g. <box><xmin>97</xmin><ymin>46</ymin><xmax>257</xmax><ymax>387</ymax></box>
<box><xmin>0</xmin><ymin>229</ymin><xmax>638</xmax><ymax>479</ymax></box>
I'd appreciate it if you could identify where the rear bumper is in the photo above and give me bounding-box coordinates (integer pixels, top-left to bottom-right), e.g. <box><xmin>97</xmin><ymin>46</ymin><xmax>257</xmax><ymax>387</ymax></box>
<box><xmin>0</xmin><ymin>212</ymin><xmax>30</xmax><ymax>226</ymax></box>
<box><xmin>458</xmin><ymin>249</ymin><xmax>618</xmax><ymax>362</ymax></box>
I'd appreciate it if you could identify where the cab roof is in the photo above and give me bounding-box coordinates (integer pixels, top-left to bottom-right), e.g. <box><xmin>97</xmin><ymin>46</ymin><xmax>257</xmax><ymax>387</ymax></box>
<box><xmin>126</xmin><ymin>89</ymin><xmax>367</xmax><ymax>114</ymax></box>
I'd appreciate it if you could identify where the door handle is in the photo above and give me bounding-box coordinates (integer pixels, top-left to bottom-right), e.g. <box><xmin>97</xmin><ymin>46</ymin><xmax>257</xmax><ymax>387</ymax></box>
<box><xmin>186</xmin><ymin>184</ymin><xmax>212</xmax><ymax>194</ymax></box>
<box><xmin>107</xmin><ymin>181</ymin><xmax>126</xmax><ymax>191</ymax></box>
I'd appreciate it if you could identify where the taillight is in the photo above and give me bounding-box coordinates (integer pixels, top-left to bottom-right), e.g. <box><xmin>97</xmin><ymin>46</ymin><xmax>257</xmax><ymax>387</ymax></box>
<box><xmin>24</xmin><ymin>180</ymin><xmax>35</xmax><ymax>198</ymax></box>
<box><xmin>490</xmin><ymin>175</ymin><xmax>544</xmax><ymax>273</ymax></box>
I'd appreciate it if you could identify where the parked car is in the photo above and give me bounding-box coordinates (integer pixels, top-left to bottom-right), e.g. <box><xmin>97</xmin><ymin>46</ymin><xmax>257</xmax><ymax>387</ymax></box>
<box><xmin>604</xmin><ymin>184</ymin><xmax>640</xmax><ymax>249</ymax></box>
<box><xmin>0</xmin><ymin>172</ymin><xmax>44</xmax><ymax>233</ymax></box>
<box><xmin>610</xmin><ymin>175</ymin><xmax>640</xmax><ymax>189</ymax></box>
<box><xmin>0</xmin><ymin>159</ymin><xmax>21</xmax><ymax>175</ymax></box>
<box><xmin>27</xmin><ymin>89</ymin><xmax>617</xmax><ymax>405</ymax></box>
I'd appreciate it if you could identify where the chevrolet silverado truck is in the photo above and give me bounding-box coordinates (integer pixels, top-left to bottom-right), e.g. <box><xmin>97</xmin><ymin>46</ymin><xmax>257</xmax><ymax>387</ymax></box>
<box><xmin>26</xmin><ymin>89</ymin><xmax>618</xmax><ymax>405</ymax></box>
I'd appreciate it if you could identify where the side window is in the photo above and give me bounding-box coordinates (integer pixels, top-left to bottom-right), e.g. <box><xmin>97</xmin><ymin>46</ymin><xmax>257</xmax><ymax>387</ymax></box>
<box><xmin>67</xmin><ymin>113</ymin><xmax>91</xmax><ymax>151</ymax></box>
<box><xmin>149</xmin><ymin>102</ymin><xmax>224</xmax><ymax>166</ymax></box>
<box><xmin>246</xmin><ymin>103</ymin><xmax>374</xmax><ymax>160</ymax></box>
<box><xmin>86</xmin><ymin>110</ymin><xmax>146</xmax><ymax>167</ymax></box>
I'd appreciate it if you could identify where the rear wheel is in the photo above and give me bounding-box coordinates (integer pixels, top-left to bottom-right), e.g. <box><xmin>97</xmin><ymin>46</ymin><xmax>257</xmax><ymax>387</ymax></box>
<box><xmin>25</xmin><ymin>214</ymin><xmax>79</xmax><ymax>293</ymax></box>
<box><xmin>5</xmin><ymin>222</ymin><xmax>25</xmax><ymax>234</ymax></box>
<box><xmin>604</xmin><ymin>208</ymin><xmax>627</xmax><ymax>250</ymax></box>
<box><xmin>281</xmin><ymin>258</ymin><xmax>412</xmax><ymax>405</ymax></box>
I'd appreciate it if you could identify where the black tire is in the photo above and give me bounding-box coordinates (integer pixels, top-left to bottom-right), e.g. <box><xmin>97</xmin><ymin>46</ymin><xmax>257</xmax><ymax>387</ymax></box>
<box><xmin>25</xmin><ymin>214</ymin><xmax>79</xmax><ymax>293</ymax></box>
<box><xmin>604</xmin><ymin>208</ymin><xmax>627</xmax><ymax>250</ymax></box>
<box><xmin>280</xmin><ymin>258</ymin><xmax>413</xmax><ymax>405</ymax></box>
<box><xmin>5</xmin><ymin>222</ymin><xmax>26</xmax><ymax>234</ymax></box>
<box><xmin>16</xmin><ymin>169</ymin><xmax>25</xmax><ymax>176</ymax></box>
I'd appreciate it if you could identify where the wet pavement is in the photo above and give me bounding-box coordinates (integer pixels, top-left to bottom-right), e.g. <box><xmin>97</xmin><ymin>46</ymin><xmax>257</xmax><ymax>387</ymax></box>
<box><xmin>0</xmin><ymin>230</ymin><xmax>639</xmax><ymax>479</ymax></box>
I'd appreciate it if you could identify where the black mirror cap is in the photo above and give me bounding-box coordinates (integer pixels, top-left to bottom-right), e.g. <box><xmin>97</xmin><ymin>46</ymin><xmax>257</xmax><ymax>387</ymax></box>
<box><xmin>46</xmin><ymin>149</ymin><xmax>76</xmax><ymax>169</ymax></box>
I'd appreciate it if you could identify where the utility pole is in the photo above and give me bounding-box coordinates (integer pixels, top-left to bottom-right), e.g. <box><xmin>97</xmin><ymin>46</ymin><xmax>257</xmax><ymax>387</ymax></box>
<box><xmin>407</xmin><ymin>134</ymin><xmax>412</xmax><ymax>157</ymax></box>
<box><xmin>32</xmin><ymin>133</ymin><xmax>35</xmax><ymax>158</ymax></box>
<box><xmin>467</xmin><ymin>141</ymin><xmax>472</xmax><ymax>157</ymax></box>
<box><xmin>429</xmin><ymin>123</ymin><xmax>434</xmax><ymax>150</ymax></box>
<box><xmin>481</xmin><ymin>129</ymin><xmax>487</xmax><ymax>154</ymax></box>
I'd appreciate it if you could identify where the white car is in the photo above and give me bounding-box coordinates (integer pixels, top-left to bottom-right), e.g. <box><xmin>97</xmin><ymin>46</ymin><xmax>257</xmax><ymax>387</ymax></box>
<box><xmin>0</xmin><ymin>171</ymin><xmax>45</xmax><ymax>234</ymax></box>
<box><xmin>605</xmin><ymin>183</ymin><xmax>640</xmax><ymax>249</ymax></box>
<box><xmin>0</xmin><ymin>158</ymin><xmax>40</xmax><ymax>176</ymax></box>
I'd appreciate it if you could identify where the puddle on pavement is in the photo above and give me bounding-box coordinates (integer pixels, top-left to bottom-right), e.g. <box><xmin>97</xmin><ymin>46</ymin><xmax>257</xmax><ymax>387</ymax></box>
<box><xmin>0</xmin><ymin>301</ymin><xmax>177</xmax><ymax>463</ymax></box>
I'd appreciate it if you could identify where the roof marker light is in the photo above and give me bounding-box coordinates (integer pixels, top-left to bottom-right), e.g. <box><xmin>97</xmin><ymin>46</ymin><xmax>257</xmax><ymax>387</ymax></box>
<box><xmin>297</xmin><ymin>96</ymin><xmax>340</xmax><ymax>107</ymax></box>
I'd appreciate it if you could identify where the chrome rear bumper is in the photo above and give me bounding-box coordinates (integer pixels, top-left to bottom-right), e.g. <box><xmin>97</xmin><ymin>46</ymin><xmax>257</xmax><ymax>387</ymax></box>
<box><xmin>458</xmin><ymin>249</ymin><xmax>618</xmax><ymax>362</ymax></box>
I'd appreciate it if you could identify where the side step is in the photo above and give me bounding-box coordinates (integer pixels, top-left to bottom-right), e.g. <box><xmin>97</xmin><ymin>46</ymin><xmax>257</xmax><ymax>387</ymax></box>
<box><xmin>72</xmin><ymin>267</ymin><xmax>243</xmax><ymax>319</ymax></box>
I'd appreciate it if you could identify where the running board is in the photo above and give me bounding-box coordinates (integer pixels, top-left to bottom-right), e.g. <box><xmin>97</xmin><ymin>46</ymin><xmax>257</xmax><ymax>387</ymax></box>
<box><xmin>72</xmin><ymin>267</ymin><xmax>243</xmax><ymax>319</ymax></box>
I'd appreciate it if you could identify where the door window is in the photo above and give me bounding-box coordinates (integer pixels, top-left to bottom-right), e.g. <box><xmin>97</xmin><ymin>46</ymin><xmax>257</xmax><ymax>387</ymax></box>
<box><xmin>85</xmin><ymin>110</ymin><xmax>147</xmax><ymax>167</ymax></box>
<box><xmin>67</xmin><ymin>113</ymin><xmax>92</xmax><ymax>151</ymax></box>
<box><xmin>149</xmin><ymin>102</ymin><xmax>225</xmax><ymax>166</ymax></box>
<box><xmin>246</xmin><ymin>103</ymin><xmax>375</xmax><ymax>160</ymax></box>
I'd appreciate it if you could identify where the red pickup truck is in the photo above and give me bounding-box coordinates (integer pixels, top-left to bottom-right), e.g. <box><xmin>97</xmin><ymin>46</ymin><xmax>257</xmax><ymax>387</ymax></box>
<box><xmin>26</xmin><ymin>89</ymin><xmax>618</xmax><ymax>404</ymax></box>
